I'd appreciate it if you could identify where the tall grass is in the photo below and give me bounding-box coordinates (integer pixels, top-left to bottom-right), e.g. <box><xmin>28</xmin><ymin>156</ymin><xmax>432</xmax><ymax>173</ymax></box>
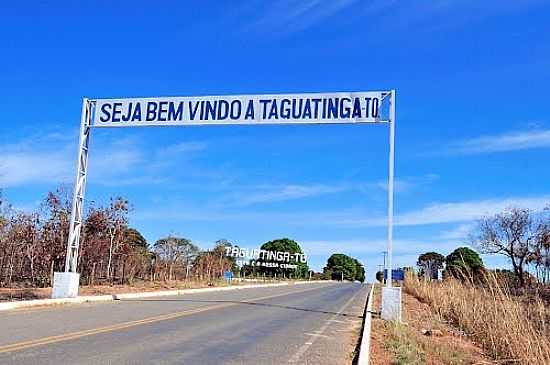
<box><xmin>405</xmin><ymin>272</ymin><xmax>550</xmax><ymax>365</ymax></box>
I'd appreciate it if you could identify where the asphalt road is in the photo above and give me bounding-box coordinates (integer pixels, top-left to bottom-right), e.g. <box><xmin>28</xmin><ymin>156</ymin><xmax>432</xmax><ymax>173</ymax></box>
<box><xmin>0</xmin><ymin>282</ymin><xmax>369</xmax><ymax>365</ymax></box>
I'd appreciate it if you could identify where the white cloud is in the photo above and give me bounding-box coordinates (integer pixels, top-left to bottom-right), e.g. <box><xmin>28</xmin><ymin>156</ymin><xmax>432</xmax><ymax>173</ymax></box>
<box><xmin>235</xmin><ymin>183</ymin><xmax>347</xmax><ymax>205</ymax></box>
<box><xmin>244</xmin><ymin>0</ymin><xmax>359</xmax><ymax>35</ymax></box>
<box><xmin>439</xmin><ymin>222</ymin><xmax>477</xmax><ymax>240</ymax></box>
<box><xmin>0</xmin><ymin>135</ymin><xmax>208</xmax><ymax>188</ymax></box>
<box><xmin>156</xmin><ymin>142</ymin><xmax>208</xmax><ymax>157</ymax></box>
<box><xmin>300</xmin><ymin>238</ymin><xmax>451</xmax><ymax>257</ymax></box>
<box><xmin>375</xmin><ymin>174</ymin><xmax>439</xmax><ymax>193</ymax></box>
<box><xmin>0</xmin><ymin>137</ymin><xmax>73</xmax><ymax>187</ymax></box>
<box><xmin>332</xmin><ymin>194</ymin><xmax>550</xmax><ymax>227</ymax></box>
<box><xmin>240</xmin><ymin>0</ymin><xmax>545</xmax><ymax>37</ymax></box>
<box><xmin>448</xmin><ymin>129</ymin><xmax>550</xmax><ymax>155</ymax></box>
<box><xmin>223</xmin><ymin>174</ymin><xmax>438</xmax><ymax>207</ymax></box>
<box><xmin>396</xmin><ymin>195</ymin><xmax>550</xmax><ymax>225</ymax></box>
<box><xmin>133</xmin><ymin>194</ymin><xmax>550</xmax><ymax>230</ymax></box>
<box><xmin>360</xmin><ymin>1</ymin><xmax>547</xmax><ymax>34</ymax></box>
<box><xmin>0</xmin><ymin>151</ymin><xmax>70</xmax><ymax>187</ymax></box>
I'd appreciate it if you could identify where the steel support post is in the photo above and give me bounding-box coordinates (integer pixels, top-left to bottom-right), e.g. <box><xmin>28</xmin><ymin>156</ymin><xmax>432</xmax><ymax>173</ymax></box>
<box><xmin>64</xmin><ymin>98</ymin><xmax>92</xmax><ymax>273</ymax></box>
<box><xmin>381</xmin><ymin>89</ymin><xmax>401</xmax><ymax>321</ymax></box>
<box><xmin>386</xmin><ymin>90</ymin><xmax>395</xmax><ymax>288</ymax></box>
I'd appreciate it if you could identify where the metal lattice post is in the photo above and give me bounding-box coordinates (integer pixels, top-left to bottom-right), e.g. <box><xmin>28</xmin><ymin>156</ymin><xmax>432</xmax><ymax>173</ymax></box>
<box><xmin>386</xmin><ymin>90</ymin><xmax>396</xmax><ymax>288</ymax></box>
<box><xmin>65</xmin><ymin>98</ymin><xmax>92</xmax><ymax>273</ymax></box>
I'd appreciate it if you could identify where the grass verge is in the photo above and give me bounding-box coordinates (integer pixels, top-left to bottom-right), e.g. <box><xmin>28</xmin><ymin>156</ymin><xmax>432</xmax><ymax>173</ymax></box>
<box><xmin>405</xmin><ymin>273</ymin><xmax>550</xmax><ymax>365</ymax></box>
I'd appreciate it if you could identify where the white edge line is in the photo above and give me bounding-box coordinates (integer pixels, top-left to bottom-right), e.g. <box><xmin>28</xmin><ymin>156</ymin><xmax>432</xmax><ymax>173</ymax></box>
<box><xmin>357</xmin><ymin>284</ymin><xmax>375</xmax><ymax>365</ymax></box>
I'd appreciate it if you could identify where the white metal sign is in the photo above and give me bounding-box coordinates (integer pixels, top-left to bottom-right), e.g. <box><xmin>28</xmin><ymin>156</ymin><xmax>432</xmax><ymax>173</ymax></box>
<box><xmin>93</xmin><ymin>92</ymin><xmax>388</xmax><ymax>127</ymax></box>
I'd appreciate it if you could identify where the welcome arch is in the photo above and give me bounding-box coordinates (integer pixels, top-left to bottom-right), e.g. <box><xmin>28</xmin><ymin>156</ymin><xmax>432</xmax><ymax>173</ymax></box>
<box><xmin>54</xmin><ymin>90</ymin><xmax>399</xmax><ymax>319</ymax></box>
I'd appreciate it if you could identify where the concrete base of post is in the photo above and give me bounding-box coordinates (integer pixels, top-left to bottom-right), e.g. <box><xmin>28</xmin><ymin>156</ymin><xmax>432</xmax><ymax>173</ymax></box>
<box><xmin>381</xmin><ymin>286</ymin><xmax>401</xmax><ymax>321</ymax></box>
<box><xmin>52</xmin><ymin>272</ymin><xmax>80</xmax><ymax>299</ymax></box>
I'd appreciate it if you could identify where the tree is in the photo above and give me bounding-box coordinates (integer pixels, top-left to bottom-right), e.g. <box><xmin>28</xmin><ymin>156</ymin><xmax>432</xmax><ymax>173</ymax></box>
<box><xmin>475</xmin><ymin>207</ymin><xmax>548</xmax><ymax>287</ymax></box>
<box><xmin>417</xmin><ymin>252</ymin><xmax>445</xmax><ymax>280</ymax></box>
<box><xmin>39</xmin><ymin>188</ymin><xmax>71</xmax><ymax>279</ymax></box>
<box><xmin>527</xmin><ymin>207</ymin><xmax>550</xmax><ymax>284</ymax></box>
<box><xmin>154</xmin><ymin>236</ymin><xmax>199</xmax><ymax>281</ymax></box>
<box><xmin>124</xmin><ymin>228</ymin><xmax>148</xmax><ymax>249</ymax></box>
<box><xmin>375</xmin><ymin>270</ymin><xmax>384</xmax><ymax>283</ymax></box>
<box><xmin>256</xmin><ymin>238</ymin><xmax>309</xmax><ymax>279</ymax></box>
<box><xmin>214</xmin><ymin>239</ymin><xmax>236</xmax><ymax>277</ymax></box>
<box><xmin>191</xmin><ymin>241</ymin><xmax>235</xmax><ymax>282</ymax></box>
<box><xmin>105</xmin><ymin>198</ymin><xmax>129</xmax><ymax>280</ymax></box>
<box><xmin>445</xmin><ymin>247</ymin><xmax>484</xmax><ymax>281</ymax></box>
<box><xmin>323</xmin><ymin>253</ymin><xmax>364</xmax><ymax>282</ymax></box>
<box><xmin>353</xmin><ymin>258</ymin><xmax>365</xmax><ymax>283</ymax></box>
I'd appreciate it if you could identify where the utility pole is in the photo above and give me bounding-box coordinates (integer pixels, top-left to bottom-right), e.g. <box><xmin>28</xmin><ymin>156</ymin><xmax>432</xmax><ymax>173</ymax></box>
<box><xmin>341</xmin><ymin>271</ymin><xmax>344</xmax><ymax>282</ymax></box>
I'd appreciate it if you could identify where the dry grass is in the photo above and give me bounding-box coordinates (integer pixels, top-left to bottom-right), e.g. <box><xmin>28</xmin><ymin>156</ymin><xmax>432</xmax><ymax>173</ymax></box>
<box><xmin>384</xmin><ymin>321</ymin><xmax>425</xmax><ymax>365</ymax></box>
<box><xmin>405</xmin><ymin>273</ymin><xmax>550</xmax><ymax>365</ymax></box>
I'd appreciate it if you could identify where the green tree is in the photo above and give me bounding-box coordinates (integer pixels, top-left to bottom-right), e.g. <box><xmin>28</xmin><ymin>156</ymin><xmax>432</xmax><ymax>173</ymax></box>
<box><xmin>322</xmin><ymin>268</ymin><xmax>333</xmax><ymax>280</ymax></box>
<box><xmin>417</xmin><ymin>252</ymin><xmax>445</xmax><ymax>280</ymax></box>
<box><xmin>375</xmin><ymin>270</ymin><xmax>384</xmax><ymax>283</ymax></box>
<box><xmin>353</xmin><ymin>258</ymin><xmax>365</xmax><ymax>283</ymax></box>
<box><xmin>445</xmin><ymin>247</ymin><xmax>484</xmax><ymax>280</ymax></box>
<box><xmin>125</xmin><ymin>228</ymin><xmax>148</xmax><ymax>249</ymax></box>
<box><xmin>256</xmin><ymin>238</ymin><xmax>309</xmax><ymax>279</ymax></box>
<box><xmin>323</xmin><ymin>253</ymin><xmax>362</xmax><ymax>281</ymax></box>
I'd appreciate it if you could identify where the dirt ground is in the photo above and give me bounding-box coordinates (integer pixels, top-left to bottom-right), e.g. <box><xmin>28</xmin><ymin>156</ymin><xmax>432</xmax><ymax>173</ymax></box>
<box><xmin>369</xmin><ymin>284</ymin><xmax>495</xmax><ymax>365</ymax></box>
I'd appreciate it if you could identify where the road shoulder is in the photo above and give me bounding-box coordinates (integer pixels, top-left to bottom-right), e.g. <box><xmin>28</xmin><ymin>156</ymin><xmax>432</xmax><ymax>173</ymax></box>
<box><xmin>0</xmin><ymin>280</ymin><xmax>327</xmax><ymax>312</ymax></box>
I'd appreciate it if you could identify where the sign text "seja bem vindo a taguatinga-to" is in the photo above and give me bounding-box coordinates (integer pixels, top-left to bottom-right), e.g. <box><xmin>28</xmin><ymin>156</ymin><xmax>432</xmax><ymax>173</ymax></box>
<box><xmin>93</xmin><ymin>92</ymin><xmax>388</xmax><ymax>127</ymax></box>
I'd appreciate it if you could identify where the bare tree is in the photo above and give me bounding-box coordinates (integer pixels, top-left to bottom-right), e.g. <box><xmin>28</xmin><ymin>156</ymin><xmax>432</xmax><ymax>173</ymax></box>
<box><xmin>105</xmin><ymin>198</ymin><xmax>129</xmax><ymax>280</ymax></box>
<box><xmin>154</xmin><ymin>236</ymin><xmax>198</xmax><ymax>281</ymax></box>
<box><xmin>475</xmin><ymin>207</ymin><xmax>549</xmax><ymax>287</ymax></box>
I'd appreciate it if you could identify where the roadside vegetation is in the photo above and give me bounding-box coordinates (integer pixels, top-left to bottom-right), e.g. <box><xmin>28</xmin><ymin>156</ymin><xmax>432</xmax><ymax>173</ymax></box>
<box><xmin>0</xmin><ymin>187</ymin><xmax>314</xmax><ymax>297</ymax></box>
<box><xmin>405</xmin><ymin>272</ymin><xmax>550</xmax><ymax>364</ymax></box>
<box><xmin>401</xmin><ymin>206</ymin><xmax>550</xmax><ymax>365</ymax></box>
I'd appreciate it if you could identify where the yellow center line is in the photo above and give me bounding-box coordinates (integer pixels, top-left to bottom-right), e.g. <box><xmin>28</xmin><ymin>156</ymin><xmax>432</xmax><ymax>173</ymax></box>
<box><xmin>0</xmin><ymin>284</ymin><xmax>332</xmax><ymax>354</ymax></box>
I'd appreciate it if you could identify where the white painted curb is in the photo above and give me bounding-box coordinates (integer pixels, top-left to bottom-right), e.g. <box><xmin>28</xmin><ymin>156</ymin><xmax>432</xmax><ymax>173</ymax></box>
<box><xmin>0</xmin><ymin>280</ymin><xmax>327</xmax><ymax>312</ymax></box>
<box><xmin>357</xmin><ymin>284</ymin><xmax>375</xmax><ymax>365</ymax></box>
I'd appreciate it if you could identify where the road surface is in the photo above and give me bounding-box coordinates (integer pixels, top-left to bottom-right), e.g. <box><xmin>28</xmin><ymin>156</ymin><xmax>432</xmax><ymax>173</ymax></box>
<box><xmin>0</xmin><ymin>282</ymin><xmax>369</xmax><ymax>364</ymax></box>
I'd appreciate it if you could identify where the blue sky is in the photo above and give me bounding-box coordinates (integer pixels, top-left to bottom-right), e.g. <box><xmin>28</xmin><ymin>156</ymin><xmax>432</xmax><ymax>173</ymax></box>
<box><xmin>1</xmin><ymin>0</ymin><xmax>550</xmax><ymax>280</ymax></box>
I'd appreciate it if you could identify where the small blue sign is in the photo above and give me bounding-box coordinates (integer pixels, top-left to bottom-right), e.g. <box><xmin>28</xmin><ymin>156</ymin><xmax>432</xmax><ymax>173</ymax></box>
<box><xmin>384</xmin><ymin>269</ymin><xmax>405</xmax><ymax>281</ymax></box>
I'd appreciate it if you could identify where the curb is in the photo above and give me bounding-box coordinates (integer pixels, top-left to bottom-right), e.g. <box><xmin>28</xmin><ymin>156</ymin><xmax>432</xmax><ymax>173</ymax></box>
<box><xmin>357</xmin><ymin>284</ymin><xmax>375</xmax><ymax>365</ymax></box>
<box><xmin>0</xmin><ymin>280</ymin><xmax>326</xmax><ymax>312</ymax></box>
